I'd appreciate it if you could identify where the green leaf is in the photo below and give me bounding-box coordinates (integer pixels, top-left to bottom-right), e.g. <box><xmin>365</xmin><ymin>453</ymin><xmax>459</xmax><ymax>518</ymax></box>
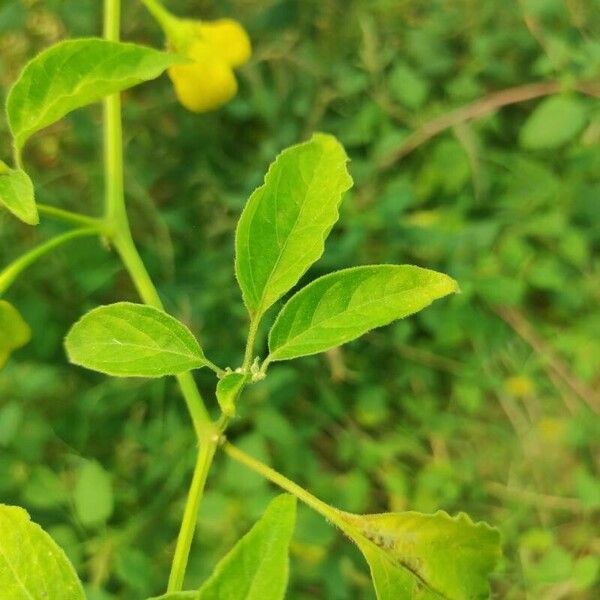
<box><xmin>74</xmin><ymin>460</ymin><xmax>114</xmax><ymax>527</ymax></box>
<box><xmin>216</xmin><ymin>372</ymin><xmax>248</xmax><ymax>417</ymax></box>
<box><xmin>235</xmin><ymin>133</ymin><xmax>353</xmax><ymax>319</ymax></box>
<box><xmin>0</xmin><ymin>164</ymin><xmax>37</xmax><ymax>225</ymax></box>
<box><xmin>338</xmin><ymin>510</ymin><xmax>501</xmax><ymax>600</ymax></box>
<box><xmin>64</xmin><ymin>302</ymin><xmax>206</xmax><ymax>377</ymax></box>
<box><xmin>268</xmin><ymin>265</ymin><xmax>458</xmax><ymax>362</ymax></box>
<box><xmin>197</xmin><ymin>494</ymin><xmax>297</xmax><ymax>600</ymax></box>
<box><xmin>0</xmin><ymin>300</ymin><xmax>32</xmax><ymax>368</ymax></box>
<box><xmin>7</xmin><ymin>38</ymin><xmax>185</xmax><ymax>150</ymax></box>
<box><xmin>0</xmin><ymin>504</ymin><xmax>85</xmax><ymax>599</ymax></box>
<box><xmin>389</xmin><ymin>62</ymin><xmax>430</xmax><ymax>109</ymax></box>
<box><xmin>519</xmin><ymin>95</ymin><xmax>588</xmax><ymax>150</ymax></box>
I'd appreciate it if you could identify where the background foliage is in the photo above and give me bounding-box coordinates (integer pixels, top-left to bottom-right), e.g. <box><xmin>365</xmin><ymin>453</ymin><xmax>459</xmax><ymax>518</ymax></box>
<box><xmin>1</xmin><ymin>0</ymin><xmax>599</xmax><ymax>598</ymax></box>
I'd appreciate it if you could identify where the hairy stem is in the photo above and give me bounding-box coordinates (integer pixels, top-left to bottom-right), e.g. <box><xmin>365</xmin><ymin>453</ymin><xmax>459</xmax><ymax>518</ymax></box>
<box><xmin>242</xmin><ymin>316</ymin><xmax>260</xmax><ymax>372</ymax></box>
<box><xmin>167</xmin><ymin>436</ymin><xmax>219</xmax><ymax>592</ymax></box>
<box><xmin>0</xmin><ymin>228</ymin><xmax>97</xmax><ymax>296</ymax></box>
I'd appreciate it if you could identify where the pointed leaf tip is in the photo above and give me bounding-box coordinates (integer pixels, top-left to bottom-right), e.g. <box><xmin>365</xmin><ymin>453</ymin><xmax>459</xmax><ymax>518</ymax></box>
<box><xmin>235</xmin><ymin>133</ymin><xmax>353</xmax><ymax>319</ymax></box>
<box><xmin>268</xmin><ymin>265</ymin><xmax>458</xmax><ymax>362</ymax></box>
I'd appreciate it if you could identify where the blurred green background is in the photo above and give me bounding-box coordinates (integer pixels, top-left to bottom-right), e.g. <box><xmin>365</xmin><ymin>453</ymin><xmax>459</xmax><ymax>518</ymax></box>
<box><xmin>1</xmin><ymin>0</ymin><xmax>600</xmax><ymax>598</ymax></box>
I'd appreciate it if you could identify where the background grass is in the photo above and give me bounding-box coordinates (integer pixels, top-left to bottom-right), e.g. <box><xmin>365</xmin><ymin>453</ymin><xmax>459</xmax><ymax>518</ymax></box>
<box><xmin>1</xmin><ymin>0</ymin><xmax>599</xmax><ymax>598</ymax></box>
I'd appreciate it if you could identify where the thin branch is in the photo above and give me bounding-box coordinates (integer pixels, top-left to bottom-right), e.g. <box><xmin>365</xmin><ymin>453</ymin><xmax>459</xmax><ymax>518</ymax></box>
<box><xmin>496</xmin><ymin>306</ymin><xmax>600</xmax><ymax>415</ymax></box>
<box><xmin>378</xmin><ymin>80</ymin><xmax>600</xmax><ymax>170</ymax></box>
<box><xmin>486</xmin><ymin>481</ymin><xmax>582</xmax><ymax>512</ymax></box>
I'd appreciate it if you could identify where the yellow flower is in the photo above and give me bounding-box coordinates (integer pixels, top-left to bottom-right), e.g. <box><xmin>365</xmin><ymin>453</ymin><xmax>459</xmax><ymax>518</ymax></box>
<box><xmin>167</xmin><ymin>17</ymin><xmax>251</xmax><ymax>113</ymax></box>
<box><xmin>194</xmin><ymin>19</ymin><xmax>251</xmax><ymax>68</ymax></box>
<box><xmin>141</xmin><ymin>0</ymin><xmax>251</xmax><ymax>112</ymax></box>
<box><xmin>168</xmin><ymin>40</ymin><xmax>239</xmax><ymax>113</ymax></box>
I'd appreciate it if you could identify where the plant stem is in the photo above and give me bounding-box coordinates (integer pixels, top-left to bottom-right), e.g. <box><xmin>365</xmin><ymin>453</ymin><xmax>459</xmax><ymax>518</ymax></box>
<box><xmin>102</xmin><ymin>0</ymin><xmax>212</xmax><ymax>436</ymax></box>
<box><xmin>103</xmin><ymin>1</ymin><xmax>125</xmax><ymax>228</ymax></box>
<box><xmin>141</xmin><ymin>0</ymin><xmax>176</xmax><ymax>26</ymax></box>
<box><xmin>223</xmin><ymin>441</ymin><xmax>344</xmax><ymax>526</ymax></box>
<box><xmin>102</xmin><ymin>0</ymin><xmax>218</xmax><ymax>590</ymax></box>
<box><xmin>0</xmin><ymin>228</ymin><xmax>97</xmax><ymax>296</ymax></box>
<box><xmin>167</xmin><ymin>435</ymin><xmax>219</xmax><ymax>592</ymax></box>
<box><xmin>242</xmin><ymin>316</ymin><xmax>259</xmax><ymax>372</ymax></box>
<box><xmin>37</xmin><ymin>203</ymin><xmax>105</xmax><ymax>230</ymax></box>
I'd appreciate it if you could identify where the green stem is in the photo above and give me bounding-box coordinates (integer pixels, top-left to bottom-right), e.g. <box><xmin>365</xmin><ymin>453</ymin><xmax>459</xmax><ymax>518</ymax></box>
<box><xmin>242</xmin><ymin>316</ymin><xmax>260</xmax><ymax>372</ymax></box>
<box><xmin>223</xmin><ymin>441</ymin><xmax>344</xmax><ymax>527</ymax></box>
<box><xmin>102</xmin><ymin>0</ymin><xmax>212</xmax><ymax>435</ymax></box>
<box><xmin>204</xmin><ymin>358</ymin><xmax>227</xmax><ymax>378</ymax></box>
<box><xmin>0</xmin><ymin>228</ymin><xmax>97</xmax><ymax>296</ymax></box>
<box><xmin>37</xmin><ymin>203</ymin><xmax>105</xmax><ymax>230</ymax></box>
<box><xmin>103</xmin><ymin>1</ymin><xmax>125</xmax><ymax>228</ymax></box>
<box><xmin>103</xmin><ymin>1</ymin><xmax>218</xmax><ymax>591</ymax></box>
<box><xmin>167</xmin><ymin>436</ymin><xmax>219</xmax><ymax>592</ymax></box>
<box><xmin>140</xmin><ymin>0</ymin><xmax>181</xmax><ymax>38</ymax></box>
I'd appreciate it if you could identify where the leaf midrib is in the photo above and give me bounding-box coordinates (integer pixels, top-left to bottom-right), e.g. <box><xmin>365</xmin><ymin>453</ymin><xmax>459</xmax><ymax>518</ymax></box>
<box><xmin>273</xmin><ymin>277</ymin><xmax>447</xmax><ymax>353</ymax></box>
<box><xmin>252</xmin><ymin>144</ymin><xmax>326</xmax><ymax>317</ymax></box>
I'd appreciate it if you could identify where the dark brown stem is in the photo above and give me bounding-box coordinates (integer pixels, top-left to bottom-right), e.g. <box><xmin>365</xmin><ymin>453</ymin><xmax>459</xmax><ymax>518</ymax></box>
<box><xmin>378</xmin><ymin>80</ymin><xmax>600</xmax><ymax>170</ymax></box>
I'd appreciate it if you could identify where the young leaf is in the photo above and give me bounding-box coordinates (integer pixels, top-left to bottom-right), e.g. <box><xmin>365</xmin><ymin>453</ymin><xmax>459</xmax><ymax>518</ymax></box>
<box><xmin>0</xmin><ymin>504</ymin><xmax>85</xmax><ymax>599</ymax></box>
<box><xmin>197</xmin><ymin>494</ymin><xmax>297</xmax><ymax>600</ymax></box>
<box><xmin>7</xmin><ymin>38</ymin><xmax>185</xmax><ymax>150</ymax></box>
<box><xmin>338</xmin><ymin>510</ymin><xmax>501</xmax><ymax>600</ymax></box>
<box><xmin>519</xmin><ymin>95</ymin><xmax>587</xmax><ymax>150</ymax></box>
<box><xmin>0</xmin><ymin>300</ymin><xmax>32</xmax><ymax>368</ymax></box>
<box><xmin>235</xmin><ymin>133</ymin><xmax>353</xmax><ymax>319</ymax></box>
<box><xmin>64</xmin><ymin>302</ymin><xmax>207</xmax><ymax>377</ymax></box>
<box><xmin>0</xmin><ymin>164</ymin><xmax>37</xmax><ymax>225</ymax></box>
<box><xmin>216</xmin><ymin>372</ymin><xmax>248</xmax><ymax>417</ymax></box>
<box><xmin>268</xmin><ymin>265</ymin><xmax>458</xmax><ymax>362</ymax></box>
<box><xmin>73</xmin><ymin>460</ymin><xmax>114</xmax><ymax>527</ymax></box>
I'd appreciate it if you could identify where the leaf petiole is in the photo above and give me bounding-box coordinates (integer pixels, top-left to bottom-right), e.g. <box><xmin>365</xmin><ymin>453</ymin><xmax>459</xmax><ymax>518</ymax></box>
<box><xmin>0</xmin><ymin>227</ymin><xmax>98</xmax><ymax>296</ymax></box>
<box><xmin>222</xmin><ymin>440</ymin><xmax>344</xmax><ymax>527</ymax></box>
<box><xmin>37</xmin><ymin>203</ymin><xmax>106</xmax><ymax>230</ymax></box>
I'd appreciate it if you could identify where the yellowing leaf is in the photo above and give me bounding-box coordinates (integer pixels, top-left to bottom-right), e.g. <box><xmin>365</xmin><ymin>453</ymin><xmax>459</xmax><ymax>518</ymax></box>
<box><xmin>236</xmin><ymin>133</ymin><xmax>353</xmax><ymax>319</ymax></box>
<box><xmin>0</xmin><ymin>504</ymin><xmax>85</xmax><ymax>599</ymax></box>
<box><xmin>0</xmin><ymin>300</ymin><xmax>31</xmax><ymax>368</ymax></box>
<box><xmin>0</xmin><ymin>166</ymin><xmax>37</xmax><ymax>225</ymax></box>
<box><xmin>65</xmin><ymin>302</ymin><xmax>207</xmax><ymax>377</ymax></box>
<box><xmin>337</xmin><ymin>510</ymin><xmax>501</xmax><ymax>600</ymax></box>
<box><xmin>268</xmin><ymin>265</ymin><xmax>458</xmax><ymax>362</ymax></box>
